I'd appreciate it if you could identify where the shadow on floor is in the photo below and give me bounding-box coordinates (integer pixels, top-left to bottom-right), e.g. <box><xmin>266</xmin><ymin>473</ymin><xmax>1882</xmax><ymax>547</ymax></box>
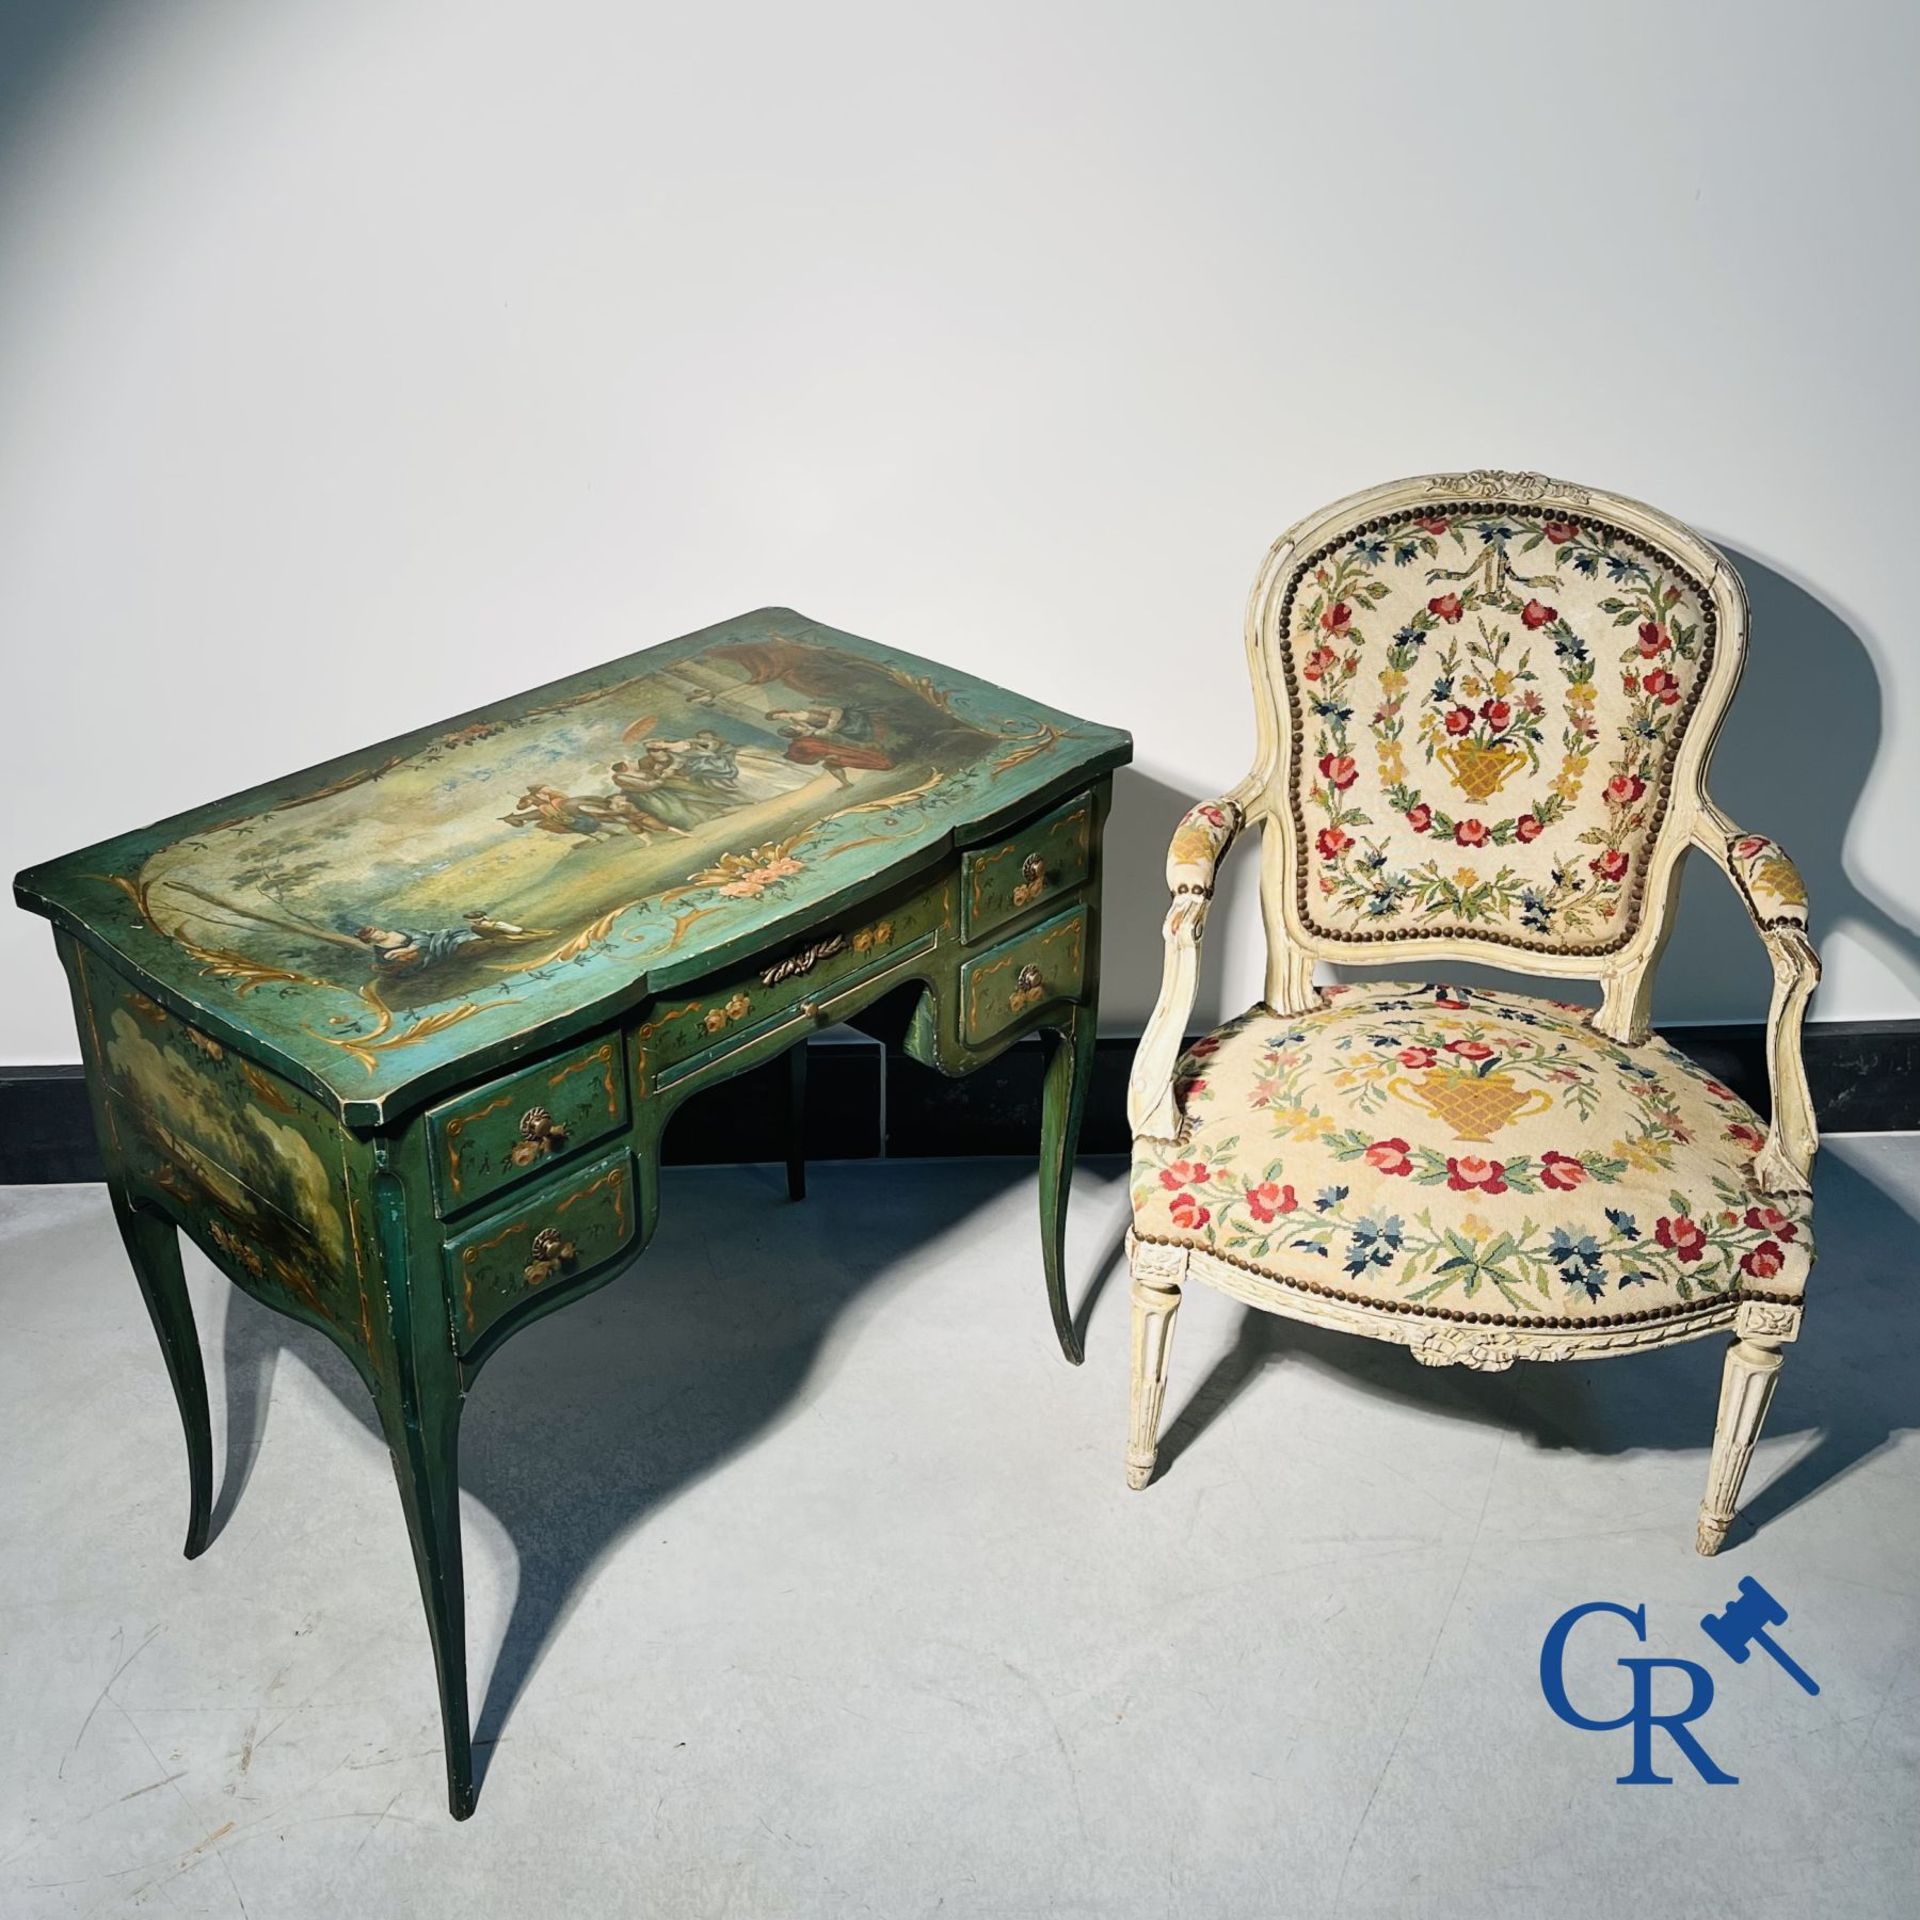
<box><xmin>204</xmin><ymin>1155</ymin><xmax>1050</xmax><ymax>1790</ymax></box>
<box><xmin>1158</xmin><ymin>1146</ymin><xmax>1919</xmax><ymax>1547</ymax></box>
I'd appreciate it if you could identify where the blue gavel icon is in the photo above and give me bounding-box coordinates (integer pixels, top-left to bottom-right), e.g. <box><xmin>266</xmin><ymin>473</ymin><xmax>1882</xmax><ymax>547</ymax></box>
<box><xmin>1699</xmin><ymin>1577</ymin><xmax>1819</xmax><ymax>1695</ymax></box>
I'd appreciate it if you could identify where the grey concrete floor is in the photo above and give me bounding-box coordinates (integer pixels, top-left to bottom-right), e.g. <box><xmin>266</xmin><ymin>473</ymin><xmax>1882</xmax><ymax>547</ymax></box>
<box><xmin>2</xmin><ymin>1141</ymin><xmax>1917</xmax><ymax>1919</ymax></box>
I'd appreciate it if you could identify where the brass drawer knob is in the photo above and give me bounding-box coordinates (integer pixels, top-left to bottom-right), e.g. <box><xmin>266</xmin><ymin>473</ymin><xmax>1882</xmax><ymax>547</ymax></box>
<box><xmin>1010</xmin><ymin>963</ymin><xmax>1046</xmax><ymax>1014</ymax></box>
<box><xmin>524</xmin><ymin>1225</ymin><xmax>576</xmax><ymax>1285</ymax></box>
<box><xmin>510</xmin><ymin>1104</ymin><xmax>569</xmax><ymax>1167</ymax></box>
<box><xmin>1013</xmin><ymin>854</ymin><xmax>1048</xmax><ymax>907</ymax></box>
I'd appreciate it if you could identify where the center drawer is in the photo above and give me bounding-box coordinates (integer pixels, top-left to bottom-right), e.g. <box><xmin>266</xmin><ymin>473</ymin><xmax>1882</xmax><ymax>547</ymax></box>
<box><xmin>632</xmin><ymin>878</ymin><xmax>950</xmax><ymax>1088</ymax></box>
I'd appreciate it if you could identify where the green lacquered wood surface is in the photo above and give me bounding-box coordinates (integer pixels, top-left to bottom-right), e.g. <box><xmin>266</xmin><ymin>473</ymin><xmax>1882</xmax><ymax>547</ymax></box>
<box><xmin>27</xmin><ymin>621</ymin><xmax>1128</xmax><ymax>1821</ymax></box>
<box><xmin>16</xmin><ymin>608</ymin><xmax>1128</xmax><ymax>1126</ymax></box>
<box><xmin>427</xmin><ymin>1032</ymin><xmax>628</xmax><ymax>1218</ymax></box>
<box><xmin>959</xmin><ymin>790</ymin><xmax>1095</xmax><ymax>941</ymax></box>
<box><xmin>444</xmin><ymin>1146</ymin><xmax>637</xmax><ymax>1355</ymax></box>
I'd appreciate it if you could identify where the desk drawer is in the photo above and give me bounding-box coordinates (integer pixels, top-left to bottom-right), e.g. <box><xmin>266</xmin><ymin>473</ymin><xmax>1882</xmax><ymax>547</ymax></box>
<box><xmin>959</xmin><ymin>905</ymin><xmax>1088</xmax><ymax>1048</ymax></box>
<box><xmin>445</xmin><ymin>1147</ymin><xmax>636</xmax><ymax>1353</ymax></box>
<box><xmin>632</xmin><ymin>882</ymin><xmax>948</xmax><ymax>1088</ymax></box>
<box><xmin>427</xmin><ymin>1033</ymin><xmax>627</xmax><ymax>1217</ymax></box>
<box><xmin>961</xmin><ymin>792</ymin><xmax>1094</xmax><ymax>942</ymax></box>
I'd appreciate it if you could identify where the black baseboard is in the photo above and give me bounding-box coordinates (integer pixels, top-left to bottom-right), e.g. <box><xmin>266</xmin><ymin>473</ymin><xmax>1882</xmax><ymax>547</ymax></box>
<box><xmin>3</xmin><ymin>1021</ymin><xmax>1915</xmax><ymax>1186</ymax></box>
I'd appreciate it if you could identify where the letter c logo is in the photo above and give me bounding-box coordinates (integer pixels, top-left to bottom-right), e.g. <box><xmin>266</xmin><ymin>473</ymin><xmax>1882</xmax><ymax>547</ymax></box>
<box><xmin>1540</xmin><ymin>1600</ymin><xmax>1646</xmax><ymax>1731</ymax></box>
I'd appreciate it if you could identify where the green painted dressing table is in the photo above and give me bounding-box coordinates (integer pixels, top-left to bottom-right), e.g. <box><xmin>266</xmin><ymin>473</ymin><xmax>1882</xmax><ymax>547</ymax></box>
<box><xmin>13</xmin><ymin>608</ymin><xmax>1130</xmax><ymax>1818</ymax></box>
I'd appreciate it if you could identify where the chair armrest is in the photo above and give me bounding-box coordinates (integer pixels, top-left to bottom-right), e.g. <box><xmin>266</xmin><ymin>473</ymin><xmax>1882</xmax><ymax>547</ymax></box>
<box><xmin>1126</xmin><ymin>798</ymin><xmax>1246</xmax><ymax>1141</ymax></box>
<box><xmin>1694</xmin><ymin>801</ymin><xmax>1820</xmax><ymax>1193</ymax></box>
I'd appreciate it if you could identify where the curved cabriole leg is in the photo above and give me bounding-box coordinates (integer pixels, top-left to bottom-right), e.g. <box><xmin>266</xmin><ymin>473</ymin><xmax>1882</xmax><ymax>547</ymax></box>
<box><xmin>1038</xmin><ymin>1004</ymin><xmax>1097</xmax><ymax>1364</ymax></box>
<box><xmin>786</xmin><ymin>1039</ymin><xmax>808</xmax><ymax>1203</ymax></box>
<box><xmin>377</xmin><ymin>1370</ymin><xmax>474</xmax><ymax>1817</ymax></box>
<box><xmin>1126</xmin><ymin>1240</ymin><xmax>1186</xmax><ymax>1489</ymax></box>
<box><xmin>110</xmin><ymin>1193</ymin><xmax>213</xmax><ymax>1559</ymax></box>
<box><xmin>1696</xmin><ymin>1336</ymin><xmax>1784</xmax><ymax>1555</ymax></box>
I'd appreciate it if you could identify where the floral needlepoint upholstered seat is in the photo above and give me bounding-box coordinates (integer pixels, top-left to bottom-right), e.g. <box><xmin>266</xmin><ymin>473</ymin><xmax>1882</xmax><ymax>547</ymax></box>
<box><xmin>1124</xmin><ymin>472</ymin><xmax>1820</xmax><ymax>1553</ymax></box>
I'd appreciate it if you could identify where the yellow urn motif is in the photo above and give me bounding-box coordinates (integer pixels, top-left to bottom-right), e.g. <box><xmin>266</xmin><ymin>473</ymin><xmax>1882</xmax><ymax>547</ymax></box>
<box><xmin>1392</xmin><ymin>1065</ymin><xmax>1553</xmax><ymax>1142</ymax></box>
<box><xmin>1437</xmin><ymin>737</ymin><xmax>1526</xmax><ymax>802</ymax></box>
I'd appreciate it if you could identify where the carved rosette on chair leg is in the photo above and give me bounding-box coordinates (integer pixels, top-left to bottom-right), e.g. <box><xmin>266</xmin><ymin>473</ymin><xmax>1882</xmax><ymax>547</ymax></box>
<box><xmin>1126</xmin><ymin>1238</ymin><xmax>1187</xmax><ymax>1489</ymax></box>
<box><xmin>1696</xmin><ymin>1337</ymin><xmax>1786</xmax><ymax>1556</ymax></box>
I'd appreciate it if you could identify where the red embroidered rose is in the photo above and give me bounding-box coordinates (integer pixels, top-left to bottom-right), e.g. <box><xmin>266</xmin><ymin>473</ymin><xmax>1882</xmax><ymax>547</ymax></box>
<box><xmin>1245</xmin><ymin>1180</ymin><xmax>1298</xmax><ymax>1223</ymax></box>
<box><xmin>1158</xmin><ymin>1159</ymin><xmax>1210</xmax><ymax>1190</ymax></box>
<box><xmin>1364</xmin><ymin>1138</ymin><xmax>1413</xmax><ymax>1175</ymax></box>
<box><xmin>1702</xmin><ymin>1080</ymin><xmax>1735</xmax><ymax>1102</ymax></box>
<box><xmin>1447</xmin><ymin>1038</ymin><xmax>1495</xmax><ymax>1061</ymax></box>
<box><xmin>1725</xmin><ymin>1121</ymin><xmax>1767</xmax><ymax>1155</ymax></box>
<box><xmin>1169</xmin><ymin>1191</ymin><xmax>1210</xmax><ymax>1230</ymax></box>
<box><xmin>1321</xmin><ymin>601</ymin><xmax>1352</xmax><ymax>634</ymax></box>
<box><xmin>1637</xmin><ymin>621</ymin><xmax>1667</xmax><ymax>657</ymax></box>
<box><xmin>1444</xmin><ymin>704</ymin><xmax>1476</xmax><ymax>736</ymax></box>
<box><xmin>1521</xmin><ymin>598</ymin><xmax>1556</xmax><ymax>630</ymax></box>
<box><xmin>1543</xmin><ymin>519</ymin><xmax>1577</xmax><ymax>544</ymax></box>
<box><xmin>1303</xmin><ymin>643</ymin><xmax>1338</xmax><ymax>682</ymax></box>
<box><xmin>1655</xmin><ymin>1214</ymin><xmax>1707</xmax><ymax>1261</ymax></box>
<box><xmin>1744</xmin><ymin>1204</ymin><xmax>1799</xmax><ymax>1242</ymax></box>
<box><xmin>1406</xmin><ymin>802</ymin><xmax>1433</xmax><ymax>833</ymax></box>
<box><xmin>1591</xmin><ymin>847</ymin><xmax>1629</xmax><ymax>883</ymax></box>
<box><xmin>1317</xmin><ymin>826</ymin><xmax>1352</xmax><ymax>860</ymax></box>
<box><xmin>1187</xmin><ymin>1036</ymin><xmax>1221</xmax><ymax>1060</ymax></box>
<box><xmin>1480</xmin><ymin>698</ymin><xmax>1512</xmax><ymax>730</ymax></box>
<box><xmin>1455</xmin><ymin>818</ymin><xmax>1490</xmax><ymax>847</ymax></box>
<box><xmin>1446</xmin><ymin>1155</ymin><xmax>1507</xmax><ymax>1194</ymax></box>
<box><xmin>1398</xmin><ymin>1045</ymin><xmax>1437</xmax><ymax>1068</ymax></box>
<box><xmin>1539</xmin><ymin>1150</ymin><xmax>1587</xmax><ymax>1190</ymax></box>
<box><xmin>1642</xmin><ymin>667</ymin><xmax>1680</xmax><ymax>705</ymax></box>
<box><xmin>1429</xmin><ymin>593</ymin><xmax>1465</xmax><ymax>623</ymax></box>
<box><xmin>1740</xmin><ymin>1239</ymin><xmax>1786</xmax><ymax>1280</ymax></box>
<box><xmin>1605</xmin><ymin>774</ymin><xmax>1647</xmax><ymax>807</ymax></box>
<box><xmin>1433</xmin><ymin>993</ymin><xmax>1469</xmax><ymax>1010</ymax></box>
<box><xmin>1319</xmin><ymin>752</ymin><xmax>1359</xmax><ymax>790</ymax></box>
<box><xmin>1417</xmin><ymin>515</ymin><xmax>1450</xmax><ymax>535</ymax></box>
<box><xmin>1734</xmin><ymin>836</ymin><xmax>1768</xmax><ymax>860</ymax></box>
<box><xmin>1515</xmin><ymin>814</ymin><xmax>1544</xmax><ymax>843</ymax></box>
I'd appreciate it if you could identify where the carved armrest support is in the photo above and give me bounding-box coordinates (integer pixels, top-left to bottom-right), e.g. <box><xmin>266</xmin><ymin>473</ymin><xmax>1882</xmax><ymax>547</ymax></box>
<box><xmin>1695</xmin><ymin>804</ymin><xmax>1820</xmax><ymax>1193</ymax></box>
<box><xmin>1128</xmin><ymin>798</ymin><xmax>1246</xmax><ymax>1142</ymax></box>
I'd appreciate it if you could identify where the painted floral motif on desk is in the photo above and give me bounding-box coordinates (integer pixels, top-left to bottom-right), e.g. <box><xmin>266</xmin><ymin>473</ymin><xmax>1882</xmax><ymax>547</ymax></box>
<box><xmin>1285</xmin><ymin>509</ymin><xmax>1714</xmax><ymax>952</ymax></box>
<box><xmin>28</xmin><ymin>613</ymin><xmax>1122</xmax><ymax>1103</ymax></box>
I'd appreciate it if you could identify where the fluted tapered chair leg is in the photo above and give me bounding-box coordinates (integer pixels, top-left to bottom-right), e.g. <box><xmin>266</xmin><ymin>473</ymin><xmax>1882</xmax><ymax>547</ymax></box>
<box><xmin>1697</xmin><ymin>1336</ymin><xmax>1785</xmax><ymax>1554</ymax></box>
<box><xmin>1126</xmin><ymin>1241</ymin><xmax>1186</xmax><ymax>1489</ymax></box>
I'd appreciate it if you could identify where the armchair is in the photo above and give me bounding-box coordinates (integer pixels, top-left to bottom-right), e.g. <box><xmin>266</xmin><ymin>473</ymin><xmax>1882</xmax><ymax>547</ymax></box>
<box><xmin>1124</xmin><ymin>471</ymin><xmax>1821</xmax><ymax>1554</ymax></box>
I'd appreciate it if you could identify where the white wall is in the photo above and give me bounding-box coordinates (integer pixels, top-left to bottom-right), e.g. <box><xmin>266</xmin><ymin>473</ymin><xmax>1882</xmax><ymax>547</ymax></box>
<box><xmin>4</xmin><ymin>0</ymin><xmax>1916</xmax><ymax>1064</ymax></box>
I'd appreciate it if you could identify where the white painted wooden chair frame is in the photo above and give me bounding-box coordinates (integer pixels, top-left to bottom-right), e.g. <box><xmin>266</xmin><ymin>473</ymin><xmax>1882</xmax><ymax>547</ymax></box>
<box><xmin>1124</xmin><ymin>470</ymin><xmax>1820</xmax><ymax>1553</ymax></box>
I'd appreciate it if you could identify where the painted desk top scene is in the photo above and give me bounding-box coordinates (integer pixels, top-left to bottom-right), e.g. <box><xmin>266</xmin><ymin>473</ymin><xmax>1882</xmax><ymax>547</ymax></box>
<box><xmin>16</xmin><ymin>609</ymin><xmax>1130</xmax><ymax>1125</ymax></box>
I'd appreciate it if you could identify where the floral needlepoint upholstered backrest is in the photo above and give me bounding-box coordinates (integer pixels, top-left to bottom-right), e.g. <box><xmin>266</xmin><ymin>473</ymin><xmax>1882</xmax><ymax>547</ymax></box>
<box><xmin>1246</xmin><ymin>471</ymin><xmax>1747</xmax><ymax>1003</ymax></box>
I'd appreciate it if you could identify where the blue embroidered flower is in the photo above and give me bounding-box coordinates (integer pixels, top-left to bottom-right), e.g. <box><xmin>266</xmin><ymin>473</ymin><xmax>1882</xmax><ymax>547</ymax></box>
<box><xmin>1344</xmin><ymin>1214</ymin><xmax>1405</xmax><ymax>1276</ymax></box>
<box><xmin>1549</xmin><ymin>1229</ymin><xmax>1607</xmax><ymax>1299</ymax></box>
<box><xmin>1605</xmin><ymin>1207</ymin><xmax>1641</xmax><ymax>1240</ymax></box>
<box><xmin>1316</xmin><ymin>1184</ymin><xmax>1349</xmax><ymax>1213</ymax></box>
